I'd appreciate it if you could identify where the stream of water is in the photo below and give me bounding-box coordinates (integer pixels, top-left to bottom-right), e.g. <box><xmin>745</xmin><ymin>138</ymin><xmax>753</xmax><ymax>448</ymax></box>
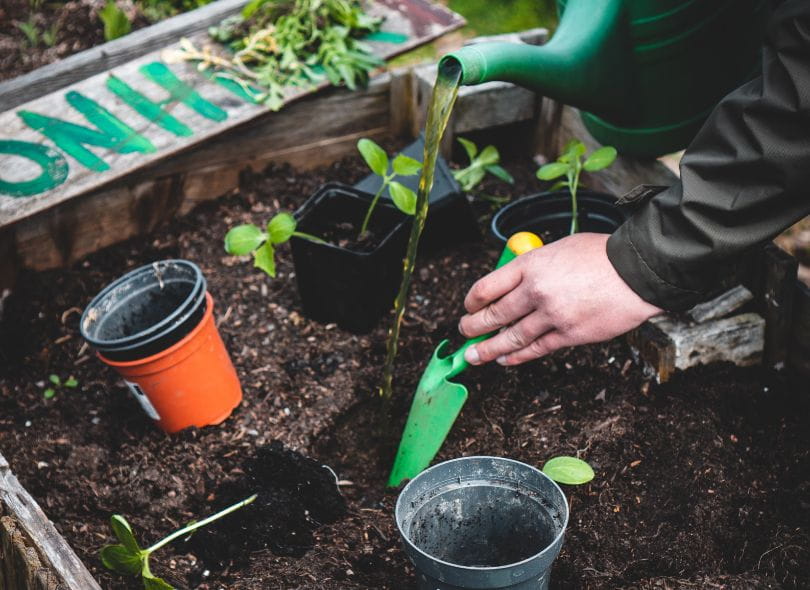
<box><xmin>380</xmin><ymin>60</ymin><xmax>462</xmax><ymax>400</ymax></box>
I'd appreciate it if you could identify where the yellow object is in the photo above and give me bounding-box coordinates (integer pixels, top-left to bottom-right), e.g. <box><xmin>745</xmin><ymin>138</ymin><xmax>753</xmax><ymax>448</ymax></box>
<box><xmin>507</xmin><ymin>231</ymin><xmax>544</xmax><ymax>256</ymax></box>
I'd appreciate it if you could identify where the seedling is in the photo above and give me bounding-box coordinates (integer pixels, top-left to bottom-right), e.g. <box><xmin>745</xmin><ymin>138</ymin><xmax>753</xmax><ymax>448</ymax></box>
<box><xmin>356</xmin><ymin>138</ymin><xmax>422</xmax><ymax>238</ymax></box>
<box><xmin>224</xmin><ymin>211</ymin><xmax>324</xmax><ymax>278</ymax></box>
<box><xmin>100</xmin><ymin>494</ymin><xmax>256</xmax><ymax>590</ymax></box>
<box><xmin>452</xmin><ymin>137</ymin><xmax>514</xmax><ymax>192</ymax></box>
<box><xmin>100</xmin><ymin>0</ymin><xmax>131</xmax><ymax>41</ymax></box>
<box><xmin>536</xmin><ymin>139</ymin><xmax>617</xmax><ymax>234</ymax></box>
<box><xmin>542</xmin><ymin>456</ymin><xmax>595</xmax><ymax>485</ymax></box>
<box><xmin>14</xmin><ymin>17</ymin><xmax>41</xmax><ymax>47</ymax></box>
<box><xmin>43</xmin><ymin>374</ymin><xmax>78</xmax><ymax>400</ymax></box>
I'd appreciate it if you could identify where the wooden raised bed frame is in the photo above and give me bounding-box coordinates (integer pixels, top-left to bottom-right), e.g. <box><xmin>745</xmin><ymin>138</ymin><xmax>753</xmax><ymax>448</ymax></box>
<box><xmin>0</xmin><ymin>13</ymin><xmax>808</xmax><ymax>588</ymax></box>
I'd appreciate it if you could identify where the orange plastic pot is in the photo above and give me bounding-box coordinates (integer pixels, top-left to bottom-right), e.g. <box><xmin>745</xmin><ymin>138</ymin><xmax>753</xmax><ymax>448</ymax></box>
<box><xmin>99</xmin><ymin>293</ymin><xmax>243</xmax><ymax>433</ymax></box>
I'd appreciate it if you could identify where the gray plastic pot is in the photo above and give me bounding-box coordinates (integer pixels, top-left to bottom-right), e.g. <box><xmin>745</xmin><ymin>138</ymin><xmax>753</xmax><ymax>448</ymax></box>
<box><xmin>396</xmin><ymin>457</ymin><xmax>569</xmax><ymax>590</ymax></box>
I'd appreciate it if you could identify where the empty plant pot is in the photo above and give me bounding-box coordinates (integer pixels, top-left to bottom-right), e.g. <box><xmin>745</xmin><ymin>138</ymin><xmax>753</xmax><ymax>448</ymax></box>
<box><xmin>290</xmin><ymin>182</ymin><xmax>410</xmax><ymax>333</ymax></box>
<box><xmin>491</xmin><ymin>190</ymin><xmax>627</xmax><ymax>243</ymax></box>
<box><xmin>80</xmin><ymin>260</ymin><xmax>242</xmax><ymax>433</ymax></box>
<box><xmin>396</xmin><ymin>457</ymin><xmax>569</xmax><ymax>590</ymax></box>
<box><xmin>80</xmin><ymin>259</ymin><xmax>207</xmax><ymax>362</ymax></box>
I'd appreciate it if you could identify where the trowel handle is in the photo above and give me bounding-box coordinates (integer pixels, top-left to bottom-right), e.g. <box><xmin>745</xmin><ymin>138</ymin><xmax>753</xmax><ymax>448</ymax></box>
<box><xmin>445</xmin><ymin>232</ymin><xmax>543</xmax><ymax>380</ymax></box>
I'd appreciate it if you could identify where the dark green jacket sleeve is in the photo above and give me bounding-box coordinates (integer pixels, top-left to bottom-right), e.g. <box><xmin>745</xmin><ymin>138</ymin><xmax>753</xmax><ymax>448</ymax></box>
<box><xmin>607</xmin><ymin>0</ymin><xmax>810</xmax><ymax>311</ymax></box>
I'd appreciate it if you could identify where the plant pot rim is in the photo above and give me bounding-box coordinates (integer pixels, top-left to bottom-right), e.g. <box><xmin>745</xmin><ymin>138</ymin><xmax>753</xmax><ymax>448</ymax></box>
<box><xmin>491</xmin><ymin>189</ymin><xmax>624</xmax><ymax>243</ymax></box>
<box><xmin>292</xmin><ymin>182</ymin><xmax>410</xmax><ymax>258</ymax></box>
<box><xmin>80</xmin><ymin>259</ymin><xmax>205</xmax><ymax>349</ymax></box>
<box><xmin>395</xmin><ymin>455</ymin><xmax>570</xmax><ymax>573</ymax></box>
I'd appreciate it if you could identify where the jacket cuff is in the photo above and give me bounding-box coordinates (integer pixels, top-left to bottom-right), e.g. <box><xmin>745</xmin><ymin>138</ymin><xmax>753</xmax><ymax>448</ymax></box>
<box><xmin>606</xmin><ymin>221</ymin><xmax>706</xmax><ymax>312</ymax></box>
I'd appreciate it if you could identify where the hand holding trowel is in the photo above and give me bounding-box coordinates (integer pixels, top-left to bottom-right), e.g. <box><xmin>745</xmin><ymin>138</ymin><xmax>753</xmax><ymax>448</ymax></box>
<box><xmin>388</xmin><ymin>232</ymin><xmax>544</xmax><ymax>487</ymax></box>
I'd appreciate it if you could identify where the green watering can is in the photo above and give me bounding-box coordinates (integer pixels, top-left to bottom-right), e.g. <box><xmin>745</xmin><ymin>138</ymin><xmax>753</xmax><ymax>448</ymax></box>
<box><xmin>440</xmin><ymin>0</ymin><xmax>769</xmax><ymax>157</ymax></box>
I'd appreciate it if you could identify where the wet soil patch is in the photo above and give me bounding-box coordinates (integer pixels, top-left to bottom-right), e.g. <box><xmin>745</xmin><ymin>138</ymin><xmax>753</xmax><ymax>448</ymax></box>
<box><xmin>0</xmin><ymin>150</ymin><xmax>808</xmax><ymax>589</ymax></box>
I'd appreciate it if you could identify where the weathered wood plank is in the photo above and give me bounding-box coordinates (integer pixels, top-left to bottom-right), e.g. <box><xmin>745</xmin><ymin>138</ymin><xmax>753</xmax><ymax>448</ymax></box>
<box><xmin>0</xmin><ymin>0</ymin><xmax>250</xmax><ymax>110</ymax></box>
<box><xmin>0</xmin><ymin>453</ymin><xmax>100</xmax><ymax>589</ymax></box>
<box><xmin>630</xmin><ymin>310</ymin><xmax>766</xmax><ymax>383</ymax></box>
<box><xmin>0</xmin><ymin>0</ymin><xmax>464</xmax><ymax>229</ymax></box>
<box><xmin>7</xmin><ymin>75</ymin><xmax>392</xmax><ymax>272</ymax></box>
<box><xmin>688</xmin><ymin>285</ymin><xmax>754</xmax><ymax>323</ymax></box>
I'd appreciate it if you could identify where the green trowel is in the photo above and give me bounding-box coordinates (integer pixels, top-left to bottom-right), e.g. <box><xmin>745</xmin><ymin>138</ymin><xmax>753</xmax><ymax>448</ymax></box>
<box><xmin>388</xmin><ymin>232</ymin><xmax>543</xmax><ymax>487</ymax></box>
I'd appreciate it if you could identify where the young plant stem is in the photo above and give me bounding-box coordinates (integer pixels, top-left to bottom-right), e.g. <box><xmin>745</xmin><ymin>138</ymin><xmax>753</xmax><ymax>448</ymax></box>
<box><xmin>569</xmin><ymin>160</ymin><xmax>581</xmax><ymax>235</ymax></box>
<box><xmin>359</xmin><ymin>179</ymin><xmax>389</xmax><ymax>238</ymax></box>
<box><xmin>292</xmin><ymin>231</ymin><xmax>326</xmax><ymax>244</ymax></box>
<box><xmin>145</xmin><ymin>494</ymin><xmax>257</xmax><ymax>554</ymax></box>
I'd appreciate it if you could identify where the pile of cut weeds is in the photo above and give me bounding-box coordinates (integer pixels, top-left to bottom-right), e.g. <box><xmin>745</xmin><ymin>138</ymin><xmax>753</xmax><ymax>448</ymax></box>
<box><xmin>0</xmin><ymin>152</ymin><xmax>807</xmax><ymax>589</ymax></box>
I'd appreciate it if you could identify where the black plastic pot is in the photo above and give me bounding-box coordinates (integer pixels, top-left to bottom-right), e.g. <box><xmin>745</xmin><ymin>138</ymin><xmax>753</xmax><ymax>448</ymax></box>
<box><xmin>354</xmin><ymin>135</ymin><xmax>480</xmax><ymax>254</ymax></box>
<box><xmin>80</xmin><ymin>260</ymin><xmax>207</xmax><ymax>362</ymax></box>
<box><xmin>396</xmin><ymin>457</ymin><xmax>569</xmax><ymax>590</ymax></box>
<box><xmin>290</xmin><ymin>183</ymin><xmax>410</xmax><ymax>333</ymax></box>
<box><xmin>491</xmin><ymin>190</ymin><xmax>628</xmax><ymax>243</ymax></box>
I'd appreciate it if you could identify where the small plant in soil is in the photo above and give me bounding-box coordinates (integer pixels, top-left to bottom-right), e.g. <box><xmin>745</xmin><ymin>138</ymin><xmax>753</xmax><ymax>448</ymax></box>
<box><xmin>452</xmin><ymin>137</ymin><xmax>514</xmax><ymax>192</ymax></box>
<box><xmin>542</xmin><ymin>456</ymin><xmax>595</xmax><ymax>485</ymax></box>
<box><xmin>42</xmin><ymin>373</ymin><xmax>78</xmax><ymax>400</ymax></box>
<box><xmin>356</xmin><ymin>138</ymin><xmax>422</xmax><ymax>238</ymax></box>
<box><xmin>99</xmin><ymin>0</ymin><xmax>132</xmax><ymax>41</ymax></box>
<box><xmin>536</xmin><ymin>139</ymin><xmax>617</xmax><ymax>234</ymax></box>
<box><xmin>224</xmin><ymin>211</ymin><xmax>323</xmax><ymax>277</ymax></box>
<box><xmin>100</xmin><ymin>494</ymin><xmax>256</xmax><ymax>590</ymax></box>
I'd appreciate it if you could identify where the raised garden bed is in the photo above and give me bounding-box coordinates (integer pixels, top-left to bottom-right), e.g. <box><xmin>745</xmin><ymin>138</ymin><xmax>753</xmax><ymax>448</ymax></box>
<box><xmin>0</xmin><ymin>148</ymin><xmax>809</xmax><ymax>588</ymax></box>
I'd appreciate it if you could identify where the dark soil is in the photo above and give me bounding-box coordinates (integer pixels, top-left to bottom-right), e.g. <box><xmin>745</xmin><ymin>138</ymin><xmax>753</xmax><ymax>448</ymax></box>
<box><xmin>0</xmin><ymin>150</ymin><xmax>808</xmax><ymax>589</ymax></box>
<box><xmin>1</xmin><ymin>0</ymin><xmax>159</xmax><ymax>82</ymax></box>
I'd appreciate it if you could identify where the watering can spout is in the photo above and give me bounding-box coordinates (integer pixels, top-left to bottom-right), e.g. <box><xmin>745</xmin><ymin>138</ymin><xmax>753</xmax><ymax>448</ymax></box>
<box><xmin>440</xmin><ymin>0</ymin><xmax>632</xmax><ymax>121</ymax></box>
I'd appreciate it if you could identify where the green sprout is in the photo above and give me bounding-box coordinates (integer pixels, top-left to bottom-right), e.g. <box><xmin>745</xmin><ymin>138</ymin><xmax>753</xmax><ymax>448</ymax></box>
<box><xmin>14</xmin><ymin>18</ymin><xmax>41</xmax><ymax>47</ymax></box>
<box><xmin>99</xmin><ymin>0</ymin><xmax>132</xmax><ymax>41</ymax></box>
<box><xmin>536</xmin><ymin>139</ymin><xmax>617</xmax><ymax>234</ymax></box>
<box><xmin>452</xmin><ymin>137</ymin><xmax>514</xmax><ymax>192</ymax></box>
<box><xmin>224</xmin><ymin>211</ymin><xmax>324</xmax><ymax>277</ymax></box>
<box><xmin>356</xmin><ymin>138</ymin><xmax>422</xmax><ymax>238</ymax></box>
<box><xmin>43</xmin><ymin>374</ymin><xmax>78</xmax><ymax>400</ymax></box>
<box><xmin>542</xmin><ymin>456</ymin><xmax>595</xmax><ymax>485</ymax></box>
<box><xmin>101</xmin><ymin>494</ymin><xmax>257</xmax><ymax>590</ymax></box>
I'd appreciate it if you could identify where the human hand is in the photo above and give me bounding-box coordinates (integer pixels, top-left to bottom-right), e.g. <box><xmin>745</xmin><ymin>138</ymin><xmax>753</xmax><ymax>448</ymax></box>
<box><xmin>458</xmin><ymin>233</ymin><xmax>663</xmax><ymax>366</ymax></box>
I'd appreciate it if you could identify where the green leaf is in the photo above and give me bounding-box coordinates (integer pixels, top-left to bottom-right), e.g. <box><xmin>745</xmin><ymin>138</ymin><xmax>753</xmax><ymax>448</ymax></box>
<box><xmin>456</xmin><ymin>137</ymin><xmax>478</xmax><ymax>162</ymax></box>
<box><xmin>110</xmin><ymin>515</ymin><xmax>141</xmax><ymax>554</ymax></box>
<box><xmin>49</xmin><ymin>374</ymin><xmax>60</xmax><ymax>386</ymax></box>
<box><xmin>542</xmin><ymin>456</ymin><xmax>595</xmax><ymax>485</ymax></box>
<box><xmin>392</xmin><ymin>154</ymin><xmax>422</xmax><ymax>177</ymax></box>
<box><xmin>477</xmin><ymin>145</ymin><xmax>499</xmax><ymax>167</ymax></box>
<box><xmin>388</xmin><ymin>182</ymin><xmax>416</xmax><ymax>215</ymax></box>
<box><xmin>241</xmin><ymin>0</ymin><xmax>265</xmax><ymax>18</ymax></box>
<box><xmin>64</xmin><ymin>377</ymin><xmax>78</xmax><ymax>388</ymax></box>
<box><xmin>267</xmin><ymin>212</ymin><xmax>296</xmax><ymax>245</ymax></box>
<box><xmin>99</xmin><ymin>1</ymin><xmax>131</xmax><ymax>42</ymax></box>
<box><xmin>100</xmin><ymin>544</ymin><xmax>143</xmax><ymax>576</ymax></box>
<box><xmin>144</xmin><ymin>574</ymin><xmax>175</xmax><ymax>590</ymax></box>
<box><xmin>224</xmin><ymin>224</ymin><xmax>265</xmax><ymax>256</ymax></box>
<box><xmin>562</xmin><ymin>139</ymin><xmax>586</xmax><ymax>158</ymax></box>
<box><xmin>485</xmin><ymin>164</ymin><xmax>514</xmax><ymax>184</ymax></box>
<box><xmin>253</xmin><ymin>241</ymin><xmax>276</xmax><ymax>277</ymax></box>
<box><xmin>536</xmin><ymin>162</ymin><xmax>569</xmax><ymax>181</ymax></box>
<box><xmin>43</xmin><ymin>388</ymin><xmax>55</xmax><ymax>400</ymax></box>
<box><xmin>549</xmin><ymin>180</ymin><xmax>570</xmax><ymax>192</ymax></box>
<box><xmin>454</xmin><ymin>166</ymin><xmax>486</xmax><ymax>192</ymax></box>
<box><xmin>583</xmin><ymin>146</ymin><xmax>618</xmax><ymax>172</ymax></box>
<box><xmin>357</xmin><ymin>138</ymin><xmax>388</xmax><ymax>177</ymax></box>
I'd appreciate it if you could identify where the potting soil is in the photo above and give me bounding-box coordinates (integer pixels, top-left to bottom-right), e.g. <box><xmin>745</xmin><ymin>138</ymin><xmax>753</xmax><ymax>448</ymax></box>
<box><xmin>0</xmin><ymin>151</ymin><xmax>807</xmax><ymax>589</ymax></box>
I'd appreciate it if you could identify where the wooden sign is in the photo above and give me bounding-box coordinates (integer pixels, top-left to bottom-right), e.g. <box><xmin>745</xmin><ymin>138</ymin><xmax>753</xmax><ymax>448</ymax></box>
<box><xmin>0</xmin><ymin>0</ymin><xmax>463</xmax><ymax>228</ymax></box>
